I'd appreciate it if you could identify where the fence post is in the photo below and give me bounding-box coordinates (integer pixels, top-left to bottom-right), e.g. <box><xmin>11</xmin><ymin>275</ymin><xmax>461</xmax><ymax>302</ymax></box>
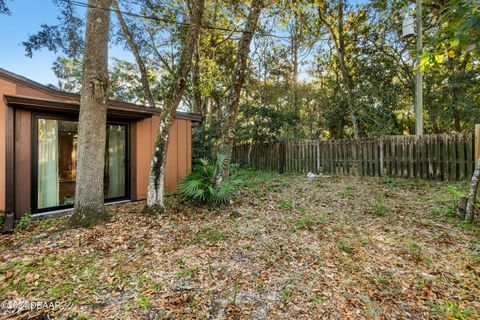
<box><xmin>279</xmin><ymin>141</ymin><xmax>286</xmax><ymax>173</ymax></box>
<box><xmin>379</xmin><ymin>137</ymin><xmax>384</xmax><ymax>176</ymax></box>
<box><xmin>316</xmin><ymin>140</ymin><xmax>320</xmax><ymax>174</ymax></box>
<box><xmin>476</xmin><ymin>124</ymin><xmax>480</xmax><ymax>162</ymax></box>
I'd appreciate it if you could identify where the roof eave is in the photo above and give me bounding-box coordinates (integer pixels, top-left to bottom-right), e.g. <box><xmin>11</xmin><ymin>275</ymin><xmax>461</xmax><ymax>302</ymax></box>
<box><xmin>0</xmin><ymin>68</ymin><xmax>203</xmax><ymax>123</ymax></box>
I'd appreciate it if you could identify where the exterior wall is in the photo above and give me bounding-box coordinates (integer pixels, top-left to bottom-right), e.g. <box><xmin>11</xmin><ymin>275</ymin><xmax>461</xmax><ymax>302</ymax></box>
<box><xmin>14</xmin><ymin>109</ymin><xmax>31</xmax><ymax>218</ymax></box>
<box><xmin>134</xmin><ymin>116</ymin><xmax>192</xmax><ymax>200</ymax></box>
<box><xmin>165</xmin><ymin>118</ymin><xmax>193</xmax><ymax>192</ymax></box>
<box><xmin>135</xmin><ymin>116</ymin><xmax>155</xmax><ymax>200</ymax></box>
<box><xmin>0</xmin><ymin>80</ymin><xmax>74</xmax><ymax>213</ymax></box>
<box><xmin>15</xmin><ymin>84</ymin><xmax>70</xmax><ymax>100</ymax></box>
<box><xmin>0</xmin><ymin>79</ymin><xmax>16</xmax><ymax>211</ymax></box>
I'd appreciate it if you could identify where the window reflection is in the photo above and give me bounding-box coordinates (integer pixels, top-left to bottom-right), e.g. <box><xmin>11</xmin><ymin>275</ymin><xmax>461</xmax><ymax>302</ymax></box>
<box><xmin>37</xmin><ymin>119</ymin><xmax>127</xmax><ymax>210</ymax></box>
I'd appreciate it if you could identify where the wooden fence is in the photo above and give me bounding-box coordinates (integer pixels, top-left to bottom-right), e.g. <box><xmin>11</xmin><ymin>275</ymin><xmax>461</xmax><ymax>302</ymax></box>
<box><xmin>233</xmin><ymin>133</ymin><xmax>479</xmax><ymax>181</ymax></box>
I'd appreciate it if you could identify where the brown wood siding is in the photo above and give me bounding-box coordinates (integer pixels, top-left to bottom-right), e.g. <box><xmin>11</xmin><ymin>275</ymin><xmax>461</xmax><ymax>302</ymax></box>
<box><xmin>177</xmin><ymin>120</ymin><xmax>188</xmax><ymax>183</ymax></box>
<box><xmin>130</xmin><ymin>121</ymin><xmax>137</xmax><ymax>201</ymax></box>
<box><xmin>6</xmin><ymin>106</ymin><xmax>15</xmax><ymax>215</ymax></box>
<box><xmin>14</xmin><ymin>109</ymin><xmax>31</xmax><ymax>218</ymax></box>
<box><xmin>0</xmin><ymin>79</ymin><xmax>17</xmax><ymax>211</ymax></box>
<box><xmin>15</xmin><ymin>85</ymin><xmax>71</xmax><ymax>101</ymax></box>
<box><xmin>187</xmin><ymin>122</ymin><xmax>192</xmax><ymax>172</ymax></box>
<box><xmin>165</xmin><ymin>120</ymin><xmax>179</xmax><ymax>192</ymax></box>
<box><xmin>134</xmin><ymin>116</ymin><xmax>192</xmax><ymax>199</ymax></box>
<box><xmin>134</xmin><ymin>117</ymin><xmax>153</xmax><ymax>200</ymax></box>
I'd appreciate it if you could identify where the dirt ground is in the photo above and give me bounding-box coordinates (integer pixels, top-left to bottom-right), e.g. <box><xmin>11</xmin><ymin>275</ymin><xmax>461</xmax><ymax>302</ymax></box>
<box><xmin>1</xmin><ymin>170</ymin><xmax>479</xmax><ymax>319</ymax></box>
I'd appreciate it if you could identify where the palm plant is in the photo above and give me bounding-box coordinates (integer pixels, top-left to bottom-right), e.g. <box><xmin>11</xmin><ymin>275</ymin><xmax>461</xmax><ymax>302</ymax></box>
<box><xmin>178</xmin><ymin>148</ymin><xmax>241</xmax><ymax>206</ymax></box>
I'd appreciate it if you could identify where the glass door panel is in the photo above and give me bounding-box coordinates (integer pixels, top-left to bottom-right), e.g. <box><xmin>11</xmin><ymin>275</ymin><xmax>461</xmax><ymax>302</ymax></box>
<box><xmin>36</xmin><ymin>118</ymin><xmax>127</xmax><ymax>211</ymax></box>
<box><xmin>38</xmin><ymin>119</ymin><xmax>78</xmax><ymax>209</ymax></box>
<box><xmin>105</xmin><ymin>125</ymin><xmax>127</xmax><ymax>199</ymax></box>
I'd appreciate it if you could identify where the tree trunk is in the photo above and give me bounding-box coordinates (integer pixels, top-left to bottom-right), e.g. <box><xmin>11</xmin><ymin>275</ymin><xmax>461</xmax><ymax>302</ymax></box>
<box><xmin>146</xmin><ymin>0</ymin><xmax>205</xmax><ymax>212</ymax></box>
<box><xmin>465</xmin><ymin>158</ymin><xmax>480</xmax><ymax>221</ymax></box>
<box><xmin>291</xmin><ymin>16</ymin><xmax>300</xmax><ymax>137</ymax></box>
<box><xmin>113</xmin><ymin>0</ymin><xmax>155</xmax><ymax>108</ymax></box>
<box><xmin>215</xmin><ymin>0</ymin><xmax>263</xmax><ymax>187</ymax></box>
<box><xmin>318</xmin><ymin>0</ymin><xmax>360</xmax><ymax>139</ymax></box>
<box><xmin>70</xmin><ymin>0</ymin><xmax>110</xmax><ymax>227</ymax></box>
<box><xmin>192</xmin><ymin>45</ymin><xmax>203</xmax><ymax>115</ymax></box>
<box><xmin>344</xmin><ymin>83</ymin><xmax>359</xmax><ymax>139</ymax></box>
<box><xmin>336</xmin><ymin>0</ymin><xmax>359</xmax><ymax>139</ymax></box>
<box><xmin>247</xmin><ymin>143</ymin><xmax>253</xmax><ymax>166</ymax></box>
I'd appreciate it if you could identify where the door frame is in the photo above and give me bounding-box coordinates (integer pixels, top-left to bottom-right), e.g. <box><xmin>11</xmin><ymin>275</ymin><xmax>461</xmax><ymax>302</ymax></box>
<box><xmin>31</xmin><ymin>113</ymin><xmax>131</xmax><ymax>214</ymax></box>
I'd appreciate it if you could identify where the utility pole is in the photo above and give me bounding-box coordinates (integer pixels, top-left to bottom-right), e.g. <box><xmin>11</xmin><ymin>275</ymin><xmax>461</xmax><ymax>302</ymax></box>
<box><xmin>415</xmin><ymin>0</ymin><xmax>423</xmax><ymax>135</ymax></box>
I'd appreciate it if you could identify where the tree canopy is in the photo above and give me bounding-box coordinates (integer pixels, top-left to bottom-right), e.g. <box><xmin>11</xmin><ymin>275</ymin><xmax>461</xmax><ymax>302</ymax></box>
<box><xmin>26</xmin><ymin>0</ymin><xmax>479</xmax><ymax>145</ymax></box>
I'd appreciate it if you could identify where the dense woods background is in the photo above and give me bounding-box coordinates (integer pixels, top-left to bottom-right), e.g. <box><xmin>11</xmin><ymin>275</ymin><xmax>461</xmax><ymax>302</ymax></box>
<box><xmin>43</xmin><ymin>0</ymin><xmax>480</xmax><ymax>150</ymax></box>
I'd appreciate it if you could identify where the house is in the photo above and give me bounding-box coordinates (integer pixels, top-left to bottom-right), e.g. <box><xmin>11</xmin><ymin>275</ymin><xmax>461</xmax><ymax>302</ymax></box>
<box><xmin>0</xmin><ymin>68</ymin><xmax>201</xmax><ymax>230</ymax></box>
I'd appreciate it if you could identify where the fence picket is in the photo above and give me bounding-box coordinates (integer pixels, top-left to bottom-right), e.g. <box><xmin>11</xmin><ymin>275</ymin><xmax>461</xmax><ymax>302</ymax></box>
<box><xmin>466</xmin><ymin>134</ymin><xmax>473</xmax><ymax>177</ymax></box>
<box><xmin>232</xmin><ymin>132</ymin><xmax>477</xmax><ymax>181</ymax></box>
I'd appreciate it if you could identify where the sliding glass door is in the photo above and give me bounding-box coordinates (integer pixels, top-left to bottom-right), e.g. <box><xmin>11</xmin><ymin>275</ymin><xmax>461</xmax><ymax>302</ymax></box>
<box><xmin>35</xmin><ymin>116</ymin><xmax>128</xmax><ymax>212</ymax></box>
<box><xmin>105</xmin><ymin>125</ymin><xmax>127</xmax><ymax>199</ymax></box>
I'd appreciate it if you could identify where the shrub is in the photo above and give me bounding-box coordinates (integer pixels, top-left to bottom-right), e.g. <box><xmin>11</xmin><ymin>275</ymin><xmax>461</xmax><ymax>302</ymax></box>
<box><xmin>178</xmin><ymin>149</ymin><xmax>241</xmax><ymax>206</ymax></box>
<box><xmin>446</xmin><ymin>185</ymin><xmax>465</xmax><ymax>208</ymax></box>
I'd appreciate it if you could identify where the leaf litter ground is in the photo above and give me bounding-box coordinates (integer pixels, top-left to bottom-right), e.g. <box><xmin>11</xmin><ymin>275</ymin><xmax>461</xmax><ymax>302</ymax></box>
<box><xmin>1</xmin><ymin>170</ymin><xmax>479</xmax><ymax>319</ymax></box>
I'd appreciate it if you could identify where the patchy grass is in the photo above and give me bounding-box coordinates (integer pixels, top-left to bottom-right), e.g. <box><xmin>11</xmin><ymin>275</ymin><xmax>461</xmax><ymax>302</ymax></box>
<box><xmin>194</xmin><ymin>225</ymin><xmax>225</xmax><ymax>244</ymax></box>
<box><xmin>16</xmin><ymin>213</ymin><xmax>32</xmax><ymax>229</ymax></box>
<box><xmin>1</xmin><ymin>170</ymin><xmax>479</xmax><ymax>319</ymax></box>
<box><xmin>372</xmin><ymin>200</ymin><xmax>388</xmax><ymax>216</ymax></box>
<box><xmin>336</xmin><ymin>237</ymin><xmax>353</xmax><ymax>254</ymax></box>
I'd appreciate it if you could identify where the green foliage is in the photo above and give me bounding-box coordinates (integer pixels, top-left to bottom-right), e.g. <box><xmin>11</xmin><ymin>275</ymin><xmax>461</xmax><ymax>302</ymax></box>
<box><xmin>382</xmin><ymin>177</ymin><xmax>404</xmax><ymax>188</ymax></box>
<box><xmin>291</xmin><ymin>210</ymin><xmax>328</xmax><ymax>232</ymax></box>
<box><xmin>431</xmin><ymin>207</ymin><xmax>454</xmax><ymax>218</ymax></box>
<box><xmin>32</xmin><ymin>0</ymin><xmax>480</xmax><ymax>140</ymax></box>
<box><xmin>278</xmin><ymin>198</ymin><xmax>294</xmax><ymax>210</ymax></box>
<box><xmin>428</xmin><ymin>300</ymin><xmax>474</xmax><ymax>320</ymax></box>
<box><xmin>445</xmin><ymin>186</ymin><xmax>466</xmax><ymax>212</ymax></box>
<box><xmin>178</xmin><ymin>149</ymin><xmax>241</xmax><ymax>206</ymax></box>
<box><xmin>231</xmin><ymin>282</ymin><xmax>240</xmax><ymax>305</ymax></box>
<box><xmin>22</xmin><ymin>0</ymin><xmax>84</xmax><ymax>58</ymax></box>
<box><xmin>421</xmin><ymin>0</ymin><xmax>480</xmax><ymax>69</ymax></box>
<box><xmin>339</xmin><ymin>185</ymin><xmax>357</xmax><ymax>197</ymax></box>
<box><xmin>281</xmin><ymin>287</ymin><xmax>292</xmax><ymax>301</ymax></box>
<box><xmin>408</xmin><ymin>242</ymin><xmax>424</xmax><ymax>262</ymax></box>
<box><xmin>236</xmin><ymin>104</ymin><xmax>299</xmax><ymax>143</ymax></box>
<box><xmin>372</xmin><ymin>272</ymin><xmax>395</xmax><ymax>286</ymax></box>
<box><xmin>50</xmin><ymin>57</ymin><xmax>155</xmax><ymax>105</ymax></box>
<box><xmin>194</xmin><ymin>225</ymin><xmax>225</xmax><ymax>243</ymax></box>
<box><xmin>192</xmin><ymin>126</ymin><xmax>216</xmax><ymax>165</ymax></box>
<box><xmin>136</xmin><ymin>293</ymin><xmax>152</xmax><ymax>310</ymax></box>
<box><xmin>337</xmin><ymin>237</ymin><xmax>353</xmax><ymax>254</ymax></box>
<box><xmin>309</xmin><ymin>294</ymin><xmax>326</xmax><ymax>305</ymax></box>
<box><xmin>447</xmin><ymin>186</ymin><xmax>465</xmax><ymax>203</ymax></box>
<box><xmin>372</xmin><ymin>201</ymin><xmax>387</xmax><ymax>216</ymax></box>
<box><xmin>175</xmin><ymin>265</ymin><xmax>200</xmax><ymax>279</ymax></box>
<box><xmin>293</xmin><ymin>215</ymin><xmax>315</xmax><ymax>231</ymax></box>
<box><xmin>16</xmin><ymin>213</ymin><xmax>32</xmax><ymax>230</ymax></box>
